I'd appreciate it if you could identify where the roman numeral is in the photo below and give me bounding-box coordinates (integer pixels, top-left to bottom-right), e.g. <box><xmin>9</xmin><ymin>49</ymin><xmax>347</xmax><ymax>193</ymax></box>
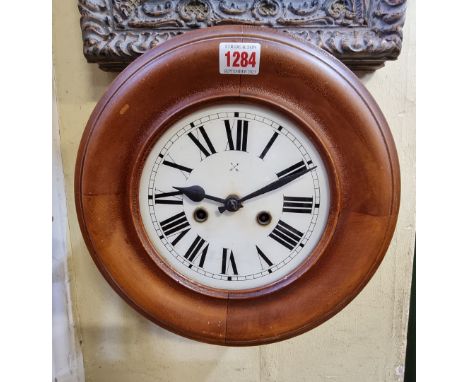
<box><xmin>224</xmin><ymin>120</ymin><xmax>248</xmax><ymax>151</ymax></box>
<box><xmin>259</xmin><ymin>126</ymin><xmax>282</xmax><ymax>159</ymax></box>
<box><xmin>256</xmin><ymin>246</ymin><xmax>273</xmax><ymax>273</ymax></box>
<box><xmin>184</xmin><ymin>236</ymin><xmax>209</xmax><ymax>268</ymax></box>
<box><xmin>188</xmin><ymin>126</ymin><xmax>216</xmax><ymax>157</ymax></box>
<box><xmin>170</xmin><ymin>228</ymin><xmax>190</xmax><ymax>246</ymax></box>
<box><xmin>269</xmin><ymin>220</ymin><xmax>304</xmax><ymax>250</ymax></box>
<box><xmin>276</xmin><ymin>160</ymin><xmax>307</xmax><ymax>179</ymax></box>
<box><xmin>282</xmin><ymin>196</ymin><xmax>313</xmax><ymax>214</ymax></box>
<box><xmin>160</xmin><ymin>212</ymin><xmax>190</xmax><ymax>238</ymax></box>
<box><xmin>162</xmin><ymin>160</ymin><xmax>193</xmax><ymax>174</ymax></box>
<box><xmin>152</xmin><ymin>190</ymin><xmax>183</xmax><ymax>205</ymax></box>
<box><xmin>221</xmin><ymin>248</ymin><xmax>238</xmax><ymax>277</ymax></box>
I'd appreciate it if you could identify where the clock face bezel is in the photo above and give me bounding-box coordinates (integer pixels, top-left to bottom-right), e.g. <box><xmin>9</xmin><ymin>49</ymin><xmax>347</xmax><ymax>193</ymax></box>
<box><xmin>75</xmin><ymin>26</ymin><xmax>400</xmax><ymax>345</ymax></box>
<box><xmin>129</xmin><ymin>97</ymin><xmax>340</xmax><ymax>300</ymax></box>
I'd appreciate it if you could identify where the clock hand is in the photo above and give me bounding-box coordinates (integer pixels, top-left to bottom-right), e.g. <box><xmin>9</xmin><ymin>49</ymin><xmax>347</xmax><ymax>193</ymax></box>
<box><xmin>218</xmin><ymin>165</ymin><xmax>317</xmax><ymax>213</ymax></box>
<box><xmin>173</xmin><ymin>186</ymin><xmax>225</xmax><ymax>204</ymax></box>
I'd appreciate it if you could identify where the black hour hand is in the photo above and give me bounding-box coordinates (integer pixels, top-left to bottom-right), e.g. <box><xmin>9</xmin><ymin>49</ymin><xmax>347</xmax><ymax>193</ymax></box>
<box><xmin>174</xmin><ymin>186</ymin><xmax>225</xmax><ymax>204</ymax></box>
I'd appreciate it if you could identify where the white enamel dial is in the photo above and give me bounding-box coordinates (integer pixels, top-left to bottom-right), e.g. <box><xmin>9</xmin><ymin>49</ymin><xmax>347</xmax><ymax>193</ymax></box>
<box><xmin>139</xmin><ymin>104</ymin><xmax>330</xmax><ymax>290</ymax></box>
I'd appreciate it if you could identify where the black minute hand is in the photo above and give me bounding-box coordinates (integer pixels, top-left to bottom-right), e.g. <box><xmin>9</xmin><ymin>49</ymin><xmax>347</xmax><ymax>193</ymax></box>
<box><xmin>218</xmin><ymin>165</ymin><xmax>317</xmax><ymax>213</ymax></box>
<box><xmin>173</xmin><ymin>185</ymin><xmax>225</xmax><ymax>204</ymax></box>
<box><xmin>240</xmin><ymin>165</ymin><xmax>317</xmax><ymax>203</ymax></box>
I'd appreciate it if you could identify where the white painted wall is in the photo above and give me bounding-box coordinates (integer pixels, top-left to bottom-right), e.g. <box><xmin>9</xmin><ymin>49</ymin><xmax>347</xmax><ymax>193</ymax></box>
<box><xmin>53</xmin><ymin>75</ymin><xmax>85</xmax><ymax>382</ymax></box>
<box><xmin>52</xmin><ymin>1</ymin><xmax>415</xmax><ymax>380</ymax></box>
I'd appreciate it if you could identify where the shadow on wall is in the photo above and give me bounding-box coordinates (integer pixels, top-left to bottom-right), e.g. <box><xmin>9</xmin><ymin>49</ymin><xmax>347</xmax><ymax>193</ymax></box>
<box><xmin>88</xmin><ymin>67</ymin><xmax>119</xmax><ymax>102</ymax></box>
<box><xmin>354</xmin><ymin>71</ymin><xmax>375</xmax><ymax>83</ymax></box>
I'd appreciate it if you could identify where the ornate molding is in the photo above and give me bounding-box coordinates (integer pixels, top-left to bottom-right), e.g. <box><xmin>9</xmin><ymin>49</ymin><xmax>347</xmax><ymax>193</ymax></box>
<box><xmin>78</xmin><ymin>0</ymin><xmax>407</xmax><ymax>71</ymax></box>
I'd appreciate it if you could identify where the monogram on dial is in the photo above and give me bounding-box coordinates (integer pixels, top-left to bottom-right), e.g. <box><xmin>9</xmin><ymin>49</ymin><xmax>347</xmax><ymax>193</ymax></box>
<box><xmin>139</xmin><ymin>103</ymin><xmax>330</xmax><ymax>290</ymax></box>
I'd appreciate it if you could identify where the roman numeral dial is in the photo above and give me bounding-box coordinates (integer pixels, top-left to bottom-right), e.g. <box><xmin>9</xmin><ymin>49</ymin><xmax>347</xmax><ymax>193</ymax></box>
<box><xmin>140</xmin><ymin>105</ymin><xmax>329</xmax><ymax>290</ymax></box>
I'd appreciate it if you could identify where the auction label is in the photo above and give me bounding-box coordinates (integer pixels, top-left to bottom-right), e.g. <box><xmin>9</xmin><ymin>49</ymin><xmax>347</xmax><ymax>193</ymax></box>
<box><xmin>219</xmin><ymin>43</ymin><xmax>261</xmax><ymax>75</ymax></box>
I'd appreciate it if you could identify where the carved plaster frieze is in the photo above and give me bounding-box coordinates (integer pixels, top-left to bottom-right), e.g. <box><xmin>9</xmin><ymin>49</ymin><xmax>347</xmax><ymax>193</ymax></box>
<box><xmin>78</xmin><ymin>0</ymin><xmax>407</xmax><ymax>71</ymax></box>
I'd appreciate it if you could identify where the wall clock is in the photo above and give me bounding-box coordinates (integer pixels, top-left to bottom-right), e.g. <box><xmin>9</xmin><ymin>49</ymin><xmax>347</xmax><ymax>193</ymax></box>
<box><xmin>75</xmin><ymin>25</ymin><xmax>400</xmax><ymax>345</ymax></box>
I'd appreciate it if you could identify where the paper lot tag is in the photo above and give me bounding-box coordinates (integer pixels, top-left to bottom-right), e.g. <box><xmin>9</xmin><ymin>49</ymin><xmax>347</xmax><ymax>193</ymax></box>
<box><xmin>219</xmin><ymin>43</ymin><xmax>261</xmax><ymax>75</ymax></box>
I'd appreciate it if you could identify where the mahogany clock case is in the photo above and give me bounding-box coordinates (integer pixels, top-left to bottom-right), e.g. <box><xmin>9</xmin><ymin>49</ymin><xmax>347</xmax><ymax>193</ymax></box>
<box><xmin>75</xmin><ymin>26</ymin><xmax>400</xmax><ymax>345</ymax></box>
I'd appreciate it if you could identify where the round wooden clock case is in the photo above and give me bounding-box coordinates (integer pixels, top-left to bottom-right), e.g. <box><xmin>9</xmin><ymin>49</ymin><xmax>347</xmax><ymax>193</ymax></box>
<box><xmin>75</xmin><ymin>26</ymin><xmax>400</xmax><ymax>345</ymax></box>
